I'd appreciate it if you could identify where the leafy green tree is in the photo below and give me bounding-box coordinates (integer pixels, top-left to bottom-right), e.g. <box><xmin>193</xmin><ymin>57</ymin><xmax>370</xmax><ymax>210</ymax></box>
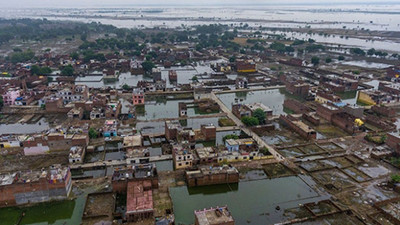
<box><xmin>31</xmin><ymin>65</ymin><xmax>52</xmax><ymax>75</ymax></box>
<box><xmin>351</xmin><ymin>48</ymin><xmax>366</xmax><ymax>56</ymax></box>
<box><xmin>88</xmin><ymin>128</ymin><xmax>98</xmax><ymax>139</ymax></box>
<box><xmin>367</xmin><ymin>48</ymin><xmax>376</xmax><ymax>56</ymax></box>
<box><xmin>61</xmin><ymin>65</ymin><xmax>74</xmax><ymax>76</ymax></box>
<box><xmin>308</xmin><ymin>38</ymin><xmax>316</xmax><ymax>43</ymax></box>
<box><xmin>253</xmin><ymin>108</ymin><xmax>266</xmax><ymax>125</ymax></box>
<box><xmin>70</xmin><ymin>52</ymin><xmax>79</xmax><ymax>60</ymax></box>
<box><xmin>391</xmin><ymin>174</ymin><xmax>400</xmax><ymax>183</ymax></box>
<box><xmin>10</xmin><ymin>49</ymin><xmax>35</xmax><ymax>63</ymax></box>
<box><xmin>338</xmin><ymin>55</ymin><xmax>345</xmax><ymax>61</ymax></box>
<box><xmin>325</xmin><ymin>58</ymin><xmax>332</xmax><ymax>63</ymax></box>
<box><xmin>311</xmin><ymin>56</ymin><xmax>320</xmax><ymax>66</ymax></box>
<box><xmin>241</xmin><ymin>116</ymin><xmax>259</xmax><ymax>127</ymax></box>
<box><xmin>122</xmin><ymin>84</ymin><xmax>131</xmax><ymax>91</ymax></box>
<box><xmin>191</xmin><ymin>76</ymin><xmax>198</xmax><ymax>82</ymax></box>
<box><xmin>0</xmin><ymin>96</ymin><xmax>3</xmax><ymax>109</ymax></box>
<box><xmin>141</xmin><ymin>61</ymin><xmax>155</xmax><ymax>74</ymax></box>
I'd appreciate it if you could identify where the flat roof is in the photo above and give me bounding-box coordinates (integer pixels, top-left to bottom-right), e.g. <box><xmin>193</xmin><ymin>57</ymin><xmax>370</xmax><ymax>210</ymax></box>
<box><xmin>195</xmin><ymin>206</ymin><xmax>234</xmax><ymax>225</ymax></box>
<box><xmin>126</xmin><ymin>180</ymin><xmax>153</xmax><ymax>214</ymax></box>
<box><xmin>123</xmin><ymin>135</ymin><xmax>142</xmax><ymax>147</ymax></box>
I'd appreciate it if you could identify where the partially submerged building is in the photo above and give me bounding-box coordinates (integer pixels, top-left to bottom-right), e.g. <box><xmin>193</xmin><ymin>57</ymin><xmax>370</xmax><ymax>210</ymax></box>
<box><xmin>112</xmin><ymin>163</ymin><xmax>158</xmax><ymax>193</ymax></box>
<box><xmin>0</xmin><ymin>165</ymin><xmax>72</xmax><ymax>207</ymax></box>
<box><xmin>186</xmin><ymin>166</ymin><xmax>239</xmax><ymax>187</ymax></box>
<box><xmin>172</xmin><ymin>144</ymin><xmax>194</xmax><ymax>170</ymax></box>
<box><xmin>194</xmin><ymin>206</ymin><xmax>235</xmax><ymax>225</ymax></box>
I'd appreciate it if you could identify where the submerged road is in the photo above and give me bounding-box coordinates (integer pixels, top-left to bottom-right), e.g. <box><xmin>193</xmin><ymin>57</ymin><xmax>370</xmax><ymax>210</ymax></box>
<box><xmin>209</xmin><ymin>92</ymin><xmax>285</xmax><ymax>161</ymax></box>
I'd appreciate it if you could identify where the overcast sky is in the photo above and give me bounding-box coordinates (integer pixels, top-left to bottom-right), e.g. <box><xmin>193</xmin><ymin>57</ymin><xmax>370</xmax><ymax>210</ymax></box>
<box><xmin>0</xmin><ymin>0</ymin><xmax>399</xmax><ymax>8</ymax></box>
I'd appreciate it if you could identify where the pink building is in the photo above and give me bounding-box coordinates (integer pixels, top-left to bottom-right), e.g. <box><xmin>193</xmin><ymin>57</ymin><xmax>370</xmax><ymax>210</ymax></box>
<box><xmin>132</xmin><ymin>88</ymin><xmax>144</xmax><ymax>105</ymax></box>
<box><xmin>2</xmin><ymin>88</ymin><xmax>21</xmax><ymax>105</ymax></box>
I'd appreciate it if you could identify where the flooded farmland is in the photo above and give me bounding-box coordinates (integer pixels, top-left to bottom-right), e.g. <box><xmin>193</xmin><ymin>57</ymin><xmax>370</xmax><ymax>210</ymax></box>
<box><xmin>170</xmin><ymin>174</ymin><xmax>327</xmax><ymax>225</ymax></box>
<box><xmin>217</xmin><ymin>89</ymin><xmax>287</xmax><ymax>115</ymax></box>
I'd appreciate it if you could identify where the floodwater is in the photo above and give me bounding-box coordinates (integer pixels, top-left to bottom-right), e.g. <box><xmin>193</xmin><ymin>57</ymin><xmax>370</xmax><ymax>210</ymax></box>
<box><xmin>364</xmin><ymin>80</ymin><xmax>380</xmax><ymax>90</ymax></box>
<box><xmin>136</xmin><ymin>121</ymin><xmax>165</xmax><ymax>135</ymax></box>
<box><xmin>155</xmin><ymin>160</ymin><xmax>173</xmax><ymax>171</ymax></box>
<box><xmin>170</xmin><ymin>175</ymin><xmax>327</xmax><ymax>225</ymax></box>
<box><xmin>179</xmin><ymin>117</ymin><xmax>221</xmax><ymax>129</ymax></box>
<box><xmin>136</xmin><ymin>98</ymin><xmax>193</xmax><ymax>120</ymax></box>
<box><xmin>0</xmin><ymin>118</ymin><xmax>50</xmax><ymax>135</ymax></box>
<box><xmin>217</xmin><ymin>89</ymin><xmax>286</xmax><ymax>115</ymax></box>
<box><xmin>264</xmin><ymin>30</ymin><xmax>400</xmax><ymax>52</ymax></box>
<box><xmin>341</xmin><ymin>60</ymin><xmax>393</xmax><ymax>69</ymax></box>
<box><xmin>5</xmin><ymin>5</ymin><xmax>400</xmax><ymax>32</ymax></box>
<box><xmin>215</xmin><ymin>130</ymin><xmax>241</xmax><ymax>146</ymax></box>
<box><xmin>0</xmin><ymin>197</ymin><xmax>85</xmax><ymax>225</ymax></box>
<box><xmin>2</xmin><ymin>5</ymin><xmax>399</xmax><ymax>52</ymax></box>
<box><xmin>75</xmin><ymin>72</ymin><xmax>152</xmax><ymax>89</ymax></box>
<box><xmin>73</xmin><ymin>65</ymin><xmax>213</xmax><ymax>89</ymax></box>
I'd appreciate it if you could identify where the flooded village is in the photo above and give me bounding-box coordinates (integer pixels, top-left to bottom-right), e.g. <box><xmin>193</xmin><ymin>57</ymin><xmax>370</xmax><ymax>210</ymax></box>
<box><xmin>1</xmin><ymin>3</ymin><xmax>400</xmax><ymax>225</ymax></box>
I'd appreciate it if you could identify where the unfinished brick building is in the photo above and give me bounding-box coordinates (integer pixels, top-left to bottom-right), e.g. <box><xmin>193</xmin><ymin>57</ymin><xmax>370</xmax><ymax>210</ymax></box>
<box><xmin>279</xmin><ymin>115</ymin><xmax>317</xmax><ymax>140</ymax></box>
<box><xmin>126</xmin><ymin>180</ymin><xmax>154</xmax><ymax>222</ymax></box>
<box><xmin>331</xmin><ymin>112</ymin><xmax>360</xmax><ymax>134</ymax></box>
<box><xmin>0</xmin><ymin>165</ymin><xmax>72</xmax><ymax>207</ymax></box>
<box><xmin>283</xmin><ymin>99</ymin><xmax>311</xmax><ymax>114</ymax></box>
<box><xmin>186</xmin><ymin>166</ymin><xmax>239</xmax><ymax>187</ymax></box>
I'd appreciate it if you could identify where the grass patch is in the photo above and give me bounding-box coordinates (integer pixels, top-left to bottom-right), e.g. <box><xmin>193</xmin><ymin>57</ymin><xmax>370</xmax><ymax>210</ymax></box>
<box><xmin>337</xmin><ymin>90</ymin><xmax>357</xmax><ymax>100</ymax></box>
<box><xmin>193</xmin><ymin>106</ymin><xmax>219</xmax><ymax>115</ymax></box>
<box><xmin>356</xmin><ymin>100</ymin><xmax>373</xmax><ymax>106</ymax></box>
<box><xmin>283</xmin><ymin>107</ymin><xmax>295</xmax><ymax>114</ymax></box>
<box><xmin>218</xmin><ymin>117</ymin><xmax>236</xmax><ymax>127</ymax></box>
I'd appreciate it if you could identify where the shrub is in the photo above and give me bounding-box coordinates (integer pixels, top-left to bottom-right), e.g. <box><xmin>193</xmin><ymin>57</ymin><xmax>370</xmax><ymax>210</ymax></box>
<box><xmin>241</xmin><ymin>116</ymin><xmax>259</xmax><ymax>126</ymax></box>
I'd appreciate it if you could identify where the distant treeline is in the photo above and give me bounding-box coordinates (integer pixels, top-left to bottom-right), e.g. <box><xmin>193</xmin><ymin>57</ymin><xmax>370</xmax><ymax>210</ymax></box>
<box><xmin>0</xmin><ymin>18</ymin><xmax>118</xmax><ymax>45</ymax></box>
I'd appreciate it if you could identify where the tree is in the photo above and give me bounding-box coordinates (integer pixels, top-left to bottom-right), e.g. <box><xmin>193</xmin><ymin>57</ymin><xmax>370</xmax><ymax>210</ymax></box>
<box><xmin>70</xmin><ymin>52</ymin><xmax>79</xmax><ymax>60</ymax></box>
<box><xmin>325</xmin><ymin>58</ymin><xmax>332</xmax><ymax>63</ymax></box>
<box><xmin>31</xmin><ymin>65</ymin><xmax>52</xmax><ymax>75</ymax></box>
<box><xmin>351</xmin><ymin>48</ymin><xmax>366</xmax><ymax>56</ymax></box>
<box><xmin>191</xmin><ymin>76</ymin><xmax>198</xmax><ymax>82</ymax></box>
<box><xmin>80</xmin><ymin>33</ymin><xmax>87</xmax><ymax>42</ymax></box>
<box><xmin>308</xmin><ymin>38</ymin><xmax>316</xmax><ymax>43</ymax></box>
<box><xmin>241</xmin><ymin>116</ymin><xmax>259</xmax><ymax>127</ymax></box>
<box><xmin>367</xmin><ymin>48</ymin><xmax>376</xmax><ymax>56</ymax></box>
<box><xmin>253</xmin><ymin>108</ymin><xmax>266</xmax><ymax>125</ymax></box>
<box><xmin>141</xmin><ymin>61</ymin><xmax>155</xmax><ymax>74</ymax></box>
<box><xmin>391</xmin><ymin>174</ymin><xmax>400</xmax><ymax>183</ymax></box>
<box><xmin>61</xmin><ymin>65</ymin><xmax>74</xmax><ymax>76</ymax></box>
<box><xmin>0</xmin><ymin>96</ymin><xmax>3</xmax><ymax>110</ymax></box>
<box><xmin>311</xmin><ymin>56</ymin><xmax>320</xmax><ymax>66</ymax></box>
<box><xmin>223</xmin><ymin>134</ymin><xmax>239</xmax><ymax>142</ymax></box>
<box><xmin>88</xmin><ymin>128</ymin><xmax>98</xmax><ymax>139</ymax></box>
<box><xmin>10</xmin><ymin>49</ymin><xmax>35</xmax><ymax>63</ymax></box>
<box><xmin>338</xmin><ymin>55</ymin><xmax>345</xmax><ymax>61</ymax></box>
<box><xmin>259</xmin><ymin>147</ymin><xmax>270</xmax><ymax>155</ymax></box>
<box><xmin>122</xmin><ymin>84</ymin><xmax>131</xmax><ymax>91</ymax></box>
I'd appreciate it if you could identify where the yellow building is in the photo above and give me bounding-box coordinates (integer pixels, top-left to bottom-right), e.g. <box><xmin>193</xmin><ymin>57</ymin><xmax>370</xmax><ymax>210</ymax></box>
<box><xmin>357</xmin><ymin>91</ymin><xmax>377</xmax><ymax>106</ymax></box>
